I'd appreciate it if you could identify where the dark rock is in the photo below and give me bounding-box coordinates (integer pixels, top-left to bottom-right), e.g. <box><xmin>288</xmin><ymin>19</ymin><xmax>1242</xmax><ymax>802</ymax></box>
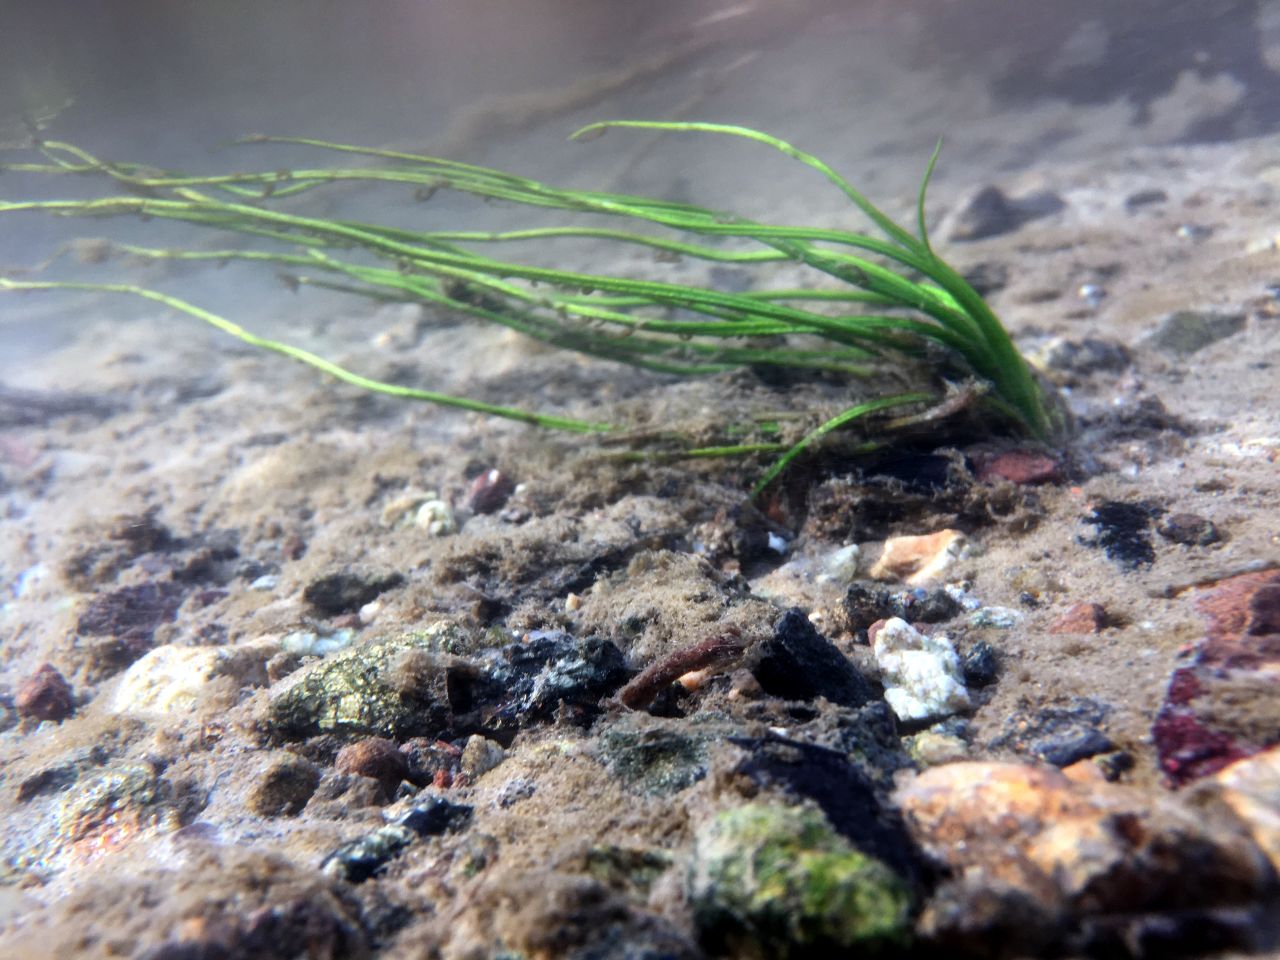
<box><xmin>1049</xmin><ymin>601</ymin><xmax>1109</xmax><ymax>634</ymax></box>
<box><xmin>1147</xmin><ymin>310</ymin><xmax>1246</xmax><ymax>356</ymax></box>
<box><xmin>15</xmin><ymin>663</ymin><xmax>75</xmax><ymax>722</ymax></box>
<box><xmin>961</xmin><ymin>641</ymin><xmax>999</xmax><ymax>687</ymax></box>
<box><xmin>245</xmin><ymin>755</ymin><xmax>321</xmax><ymax>817</ymax></box>
<box><xmin>303</xmin><ymin>569</ymin><xmax>404</xmax><ymax>615</ymax></box>
<box><xmin>399</xmin><ymin>737</ymin><xmax>461</xmax><ymax>788</ymax></box>
<box><xmin>1080</xmin><ymin>500</ymin><xmax>1161</xmax><ymax>568</ymax></box>
<box><xmin>948</xmin><ymin>185</ymin><xmax>1065</xmax><ymax>241</ymax></box>
<box><xmin>321</xmin><ymin>798</ymin><xmax>471</xmax><ymax>883</ymax></box>
<box><xmin>1159</xmin><ymin>512</ymin><xmax>1222</xmax><ymax>546</ymax></box>
<box><xmin>750</xmin><ymin>609</ymin><xmax>875</xmax><ymax>707</ymax></box>
<box><xmin>399</xmin><ymin>796</ymin><xmax>473</xmax><ymax>837</ymax></box>
<box><xmin>1124</xmin><ymin>188</ymin><xmax>1168</xmax><ymax>211</ymax></box>
<box><xmin>728</xmin><ymin>734</ymin><xmax>925</xmax><ymax>888</ymax></box>
<box><xmin>990</xmin><ymin>697</ymin><xmax>1114</xmax><ymax>767</ymax></box>
<box><xmin>333</xmin><ymin>738</ymin><xmax>408</xmax><ymax>800</ymax></box>
<box><xmin>843</xmin><ymin>584</ymin><xmax>962</xmax><ymax>639</ymax></box>
<box><xmin>1094</xmin><ymin>750</ymin><xmax>1135</xmax><ymax>782</ymax></box>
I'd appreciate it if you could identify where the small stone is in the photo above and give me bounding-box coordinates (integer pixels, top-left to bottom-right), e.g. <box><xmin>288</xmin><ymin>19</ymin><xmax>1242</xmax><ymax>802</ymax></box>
<box><xmin>869</xmin><ymin>618</ymin><xmax>971</xmax><ymax>724</ymax></box>
<box><xmin>947</xmin><ymin>185</ymin><xmax>1065</xmax><ymax>242</ymax></box>
<box><xmin>820</xmin><ymin>543</ymin><xmax>862</xmax><ymax>583</ymax></box>
<box><xmin>843</xmin><ymin>584</ymin><xmax>961</xmax><ymax>639</ymax></box>
<box><xmin>967</xmin><ymin>606</ymin><xmax>1020</xmax><ymax>629</ymax></box>
<box><xmin>990</xmin><ymin>697</ymin><xmax>1114</xmax><ymax>767</ymax></box>
<box><xmin>414</xmin><ymin>499</ymin><xmax>457</xmax><ymax>536</ymax></box>
<box><xmin>303</xmin><ymin>569</ymin><xmax>404</xmax><ymax>616</ymax></box>
<box><xmin>907</xmin><ymin>731</ymin><xmax>970</xmax><ymax>767</ymax></box>
<box><xmin>961</xmin><ymin>641</ymin><xmax>999</xmax><ymax>687</ymax></box>
<box><xmin>1158</xmin><ymin>512</ymin><xmax>1222</xmax><ymax>546</ymax></box>
<box><xmin>112</xmin><ymin>642</ymin><xmax>271</xmax><ymax>717</ymax></box>
<box><xmin>245</xmin><ymin>754</ymin><xmax>321</xmax><ymax>817</ymax></box>
<box><xmin>869</xmin><ymin>529</ymin><xmax>968</xmax><ymax>585</ymax></box>
<box><xmin>459</xmin><ymin>735</ymin><xmax>506</xmax><ymax>779</ymax></box>
<box><xmin>973</xmin><ymin>450</ymin><xmax>1061</xmax><ymax>485</ymax></box>
<box><xmin>495</xmin><ymin>776</ymin><xmax>536</xmax><ymax>808</ymax></box>
<box><xmin>15</xmin><ymin>663</ymin><xmax>74</xmax><ymax>723</ymax></box>
<box><xmin>1048</xmin><ymin>602</ymin><xmax>1108</xmax><ymax>635</ymax></box>
<box><xmin>1124</xmin><ymin>188</ymin><xmax>1168</xmax><ymax>211</ymax></box>
<box><xmin>466</xmin><ymin>468</ymin><xmax>515</xmax><ymax>514</ymax></box>
<box><xmin>687</xmin><ymin>803</ymin><xmax>912</xmax><ymax>958</ymax></box>
<box><xmin>399</xmin><ymin>795</ymin><xmax>472</xmax><ymax>837</ymax></box>
<box><xmin>1080</xmin><ymin>500</ymin><xmax>1159</xmax><ymax>568</ymax></box>
<box><xmin>334</xmin><ymin>738</ymin><xmax>410</xmax><ymax>799</ymax></box>
<box><xmin>399</xmin><ymin>738</ymin><xmax>461</xmax><ymax>787</ymax></box>
<box><xmin>1146</xmin><ymin>310</ymin><xmax>1246</xmax><ymax>356</ymax></box>
<box><xmin>321</xmin><ymin>797</ymin><xmax>472</xmax><ymax>883</ymax></box>
<box><xmin>1042</xmin><ymin>336</ymin><xmax>1131</xmax><ymax>375</ymax></box>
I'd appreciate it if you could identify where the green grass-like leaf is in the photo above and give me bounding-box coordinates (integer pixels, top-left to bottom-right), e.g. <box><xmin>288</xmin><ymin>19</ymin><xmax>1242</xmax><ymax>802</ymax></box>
<box><xmin>0</xmin><ymin>122</ymin><xmax>1060</xmax><ymax>490</ymax></box>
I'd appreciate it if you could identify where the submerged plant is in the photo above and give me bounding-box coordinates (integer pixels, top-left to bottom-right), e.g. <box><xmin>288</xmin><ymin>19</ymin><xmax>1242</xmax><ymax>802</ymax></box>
<box><xmin>0</xmin><ymin>122</ymin><xmax>1060</xmax><ymax>492</ymax></box>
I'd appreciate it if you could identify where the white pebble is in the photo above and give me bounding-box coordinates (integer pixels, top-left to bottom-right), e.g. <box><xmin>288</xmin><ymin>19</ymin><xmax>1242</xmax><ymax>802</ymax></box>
<box><xmin>871</xmin><ymin>617</ymin><xmax>971</xmax><ymax>724</ymax></box>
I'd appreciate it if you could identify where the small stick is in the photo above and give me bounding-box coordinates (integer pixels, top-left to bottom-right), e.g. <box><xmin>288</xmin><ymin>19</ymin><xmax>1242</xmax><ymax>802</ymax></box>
<box><xmin>618</xmin><ymin>626</ymin><xmax>746</xmax><ymax>710</ymax></box>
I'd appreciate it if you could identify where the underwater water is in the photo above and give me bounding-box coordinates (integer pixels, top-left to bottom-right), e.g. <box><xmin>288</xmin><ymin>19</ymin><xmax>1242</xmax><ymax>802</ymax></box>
<box><xmin>2</xmin><ymin>3</ymin><xmax>1280</xmax><ymax>958</ymax></box>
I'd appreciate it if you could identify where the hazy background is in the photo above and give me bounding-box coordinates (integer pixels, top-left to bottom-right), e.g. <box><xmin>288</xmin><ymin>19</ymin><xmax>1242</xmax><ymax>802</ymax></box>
<box><xmin>3</xmin><ymin>0</ymin><xmax>1278</xmax><ymax>360</ymax></box>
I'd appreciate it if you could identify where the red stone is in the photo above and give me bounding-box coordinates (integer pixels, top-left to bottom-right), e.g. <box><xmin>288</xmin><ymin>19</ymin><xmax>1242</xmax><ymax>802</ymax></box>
<box><xmin>15</xmin><ymin>663</ymin><xmax>75</xmax><ymax>722</ymax></box>
<box><xmin>975</xmin><ymin>451</ymin><xmax>1061</xmax><ymax>485</ymax></box>
<box><xmin>1048</xmin><ymin>602</ymin><xmax>1108</xmax><ymax>634</ymax></box>
<box><xmin>466</xmin><ymin>468</ymin><xmax>515</xmax><ymax>514</ymax></box>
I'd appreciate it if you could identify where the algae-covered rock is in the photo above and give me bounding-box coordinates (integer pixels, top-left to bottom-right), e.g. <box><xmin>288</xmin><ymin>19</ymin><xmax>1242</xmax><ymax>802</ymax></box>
<box><xmin>263</xmin><ymin>622</ymin><xmax>469</xmax><ymax>740</ymax></box>
<box><xmin>688</xmin><ymin>803</ymin><xmax>912</xmax><ymax>958</ymax></box>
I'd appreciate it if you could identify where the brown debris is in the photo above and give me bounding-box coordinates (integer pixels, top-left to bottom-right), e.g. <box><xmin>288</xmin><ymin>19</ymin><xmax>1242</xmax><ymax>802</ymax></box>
<box><xmin>617</xmin><ymin>626</ymin><xmax>746</xmax><ymax>710</ymax></box>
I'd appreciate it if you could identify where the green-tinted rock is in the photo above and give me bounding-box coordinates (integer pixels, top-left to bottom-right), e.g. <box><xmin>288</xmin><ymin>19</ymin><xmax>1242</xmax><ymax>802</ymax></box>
<box><xmin>263</xmin><ymin>622</ymin><xmax>469</xmax><ymax>740</ymax></box>
<box><xmin>688</xmin><ymin>803</ymin><xmax>911</xmax><ymax>958</ymax></box>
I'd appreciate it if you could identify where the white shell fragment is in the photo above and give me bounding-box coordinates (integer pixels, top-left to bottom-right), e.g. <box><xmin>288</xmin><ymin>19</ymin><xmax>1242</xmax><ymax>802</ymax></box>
<box><xmin>871</xmin><ymin>617</ymin><xmax>971</xmax><ymax>724</ymax></box>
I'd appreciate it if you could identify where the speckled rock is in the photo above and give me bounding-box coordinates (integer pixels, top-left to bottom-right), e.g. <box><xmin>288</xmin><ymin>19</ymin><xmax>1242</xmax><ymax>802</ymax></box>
<box><xmin>869</xmin><ymin>618</ymin><xmax>970</xmax><ymax>724</ymax></box>
<box><xmin>1153</xmin><ymin>569</ymin><xmax>1280</xmax><ymax>785</ymax></box>
<box><xmin>990</xmin><ymin>697</ymin><xmax>1115</xmax><ymax>767</ymax></box>
<box><xmin>15</xmin><ymin>663</ymin><xmax>75</xmax><ymax>723</ymax></box>
<box><xmin>687</xmin><ymin>803</ymin><xmax>912</xmax><ymax>958</ymax></box>
<box><xmin>321</xmin><ymin>796</ymin><xmax>472</xmax><ymax>883</ymax></box>
<box><xmin>897</xmin><ymin>761</ymin><xmax>1277</xmax><ymax>954</ymax></box>
<box><xmin>1049</xmin><ymin>601</ymin><xmax>1109</xmax><ymax>634</ymax></box>
<box><xmin>262</xmin><ymin>623</ymin><xmax>468</xmax><ymax>740</ymax></box>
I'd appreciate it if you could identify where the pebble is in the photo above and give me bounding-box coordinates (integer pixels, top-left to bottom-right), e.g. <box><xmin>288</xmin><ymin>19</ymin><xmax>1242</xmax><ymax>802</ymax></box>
<box><xmin>869</xmin><ymin>529</ymin><xmax>968</xmax><ymax>585</ymax></box>
<box><xmin>414</xmin><ymin>499</ymin><xmax>457</xmax><ymax>536</ymax></box>
<box><xmin>1048</xmin><ymin>601</ymin><xmax>1108</xmax><ymax>634</ymax></box>
<box><xmin>334</xmin><ymin>738</ymin><xmax>410</xmax><ymax>800</ymax></box>
<box><xmin>466</xmin><ymin>468</ymin><xmax>515</xmax><ymax>514</ymax></box>
<box><xmin>111</xmin><ymin>642</ymin><xmax>271</xmax><ymax>717</ymax></box>
<box><xmin>459</xmin><ymin>735</ymin><xmax>506</xmax><ymax>779</ymax></box>
<box><xmin>819</xmin><ymin>544</ymin><xmax>862</xmax><ymax>583</ymax></box>
<box><xmin>967</xmin><ymin>606</ymin><xmax>1020</xmax><ymax>629</ymax></box>
<box><xmin>321</xmin><ymin>797</ymin><xmax>473</xmax><ymax>884</ymax></box>
<box><xmin>1080</xmin><ymin>500</ymin><xmax>1159</xmax><ymax>568</ymax></box>
<box><xmin>960</xmin><ymin>641</ymin><xmax>999</xmax><ymax>687</ymax></box>
<box><xmin>897</xmin><ymin>761</ymin><xmax>1275</xmax><ymax>954</ymax></box>
<box><xmin>869</xmin><ymin>618</ymin><xmax>971</xmax><ymax>724</ymax></box>
<box><xmin>946</xmin><ymin>185</ymin><xmax>1065</xmax><ymax>241</ymax></box>
<box><xmin>245</xmin><ymin>754</ymin><xmax>321</xmax><ymax>817</ymax></box>
<box><xmin>280</xmin><ymin>627</ymin><xmax>356</xmax><ymax>658</ymax></box>
<box><xmin>15</xmin><ymin>663</ymin><xmax>75</xmax><ymax>723</ymax></box>
<box><xmin>973</xmin><ymin>450</ymin><xmax>1061</xmax><ymax>485</ymax></box>
<box><xmin>1158</xmin><ymin>512</ymin><xmax>1222</xmax><ymax>546</ymax></box>
<box><xmin>687</xmin><ymin>803</ymin><xmax>912</xmax><ymax>958</ymax></box>
<box><xmin>1206</xmin><ymin>747</ymin><xmax>1280</xmax><ymax>872</ymax></box>
<box><xmin>1042</xmin><ymin>336</ymin><xmax>1132</xmax><ymax>375</ymax></box>
<box><xmin>1124</xmin><ymin>188</ymin><xmax>1168</xmax><ymax>211</ymax></box>
<box><xmin>1146</xmin><ymin>310</ymin><xmax>1246</xmax><ymax>356</ymax></box>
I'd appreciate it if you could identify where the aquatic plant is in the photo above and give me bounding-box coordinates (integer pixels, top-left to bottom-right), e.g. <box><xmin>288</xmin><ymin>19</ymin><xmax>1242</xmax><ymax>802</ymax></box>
<box><xmin>0</xmin><ymin>122</ymin><xmax>1060</xmax><ymax>492</ymax></box>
